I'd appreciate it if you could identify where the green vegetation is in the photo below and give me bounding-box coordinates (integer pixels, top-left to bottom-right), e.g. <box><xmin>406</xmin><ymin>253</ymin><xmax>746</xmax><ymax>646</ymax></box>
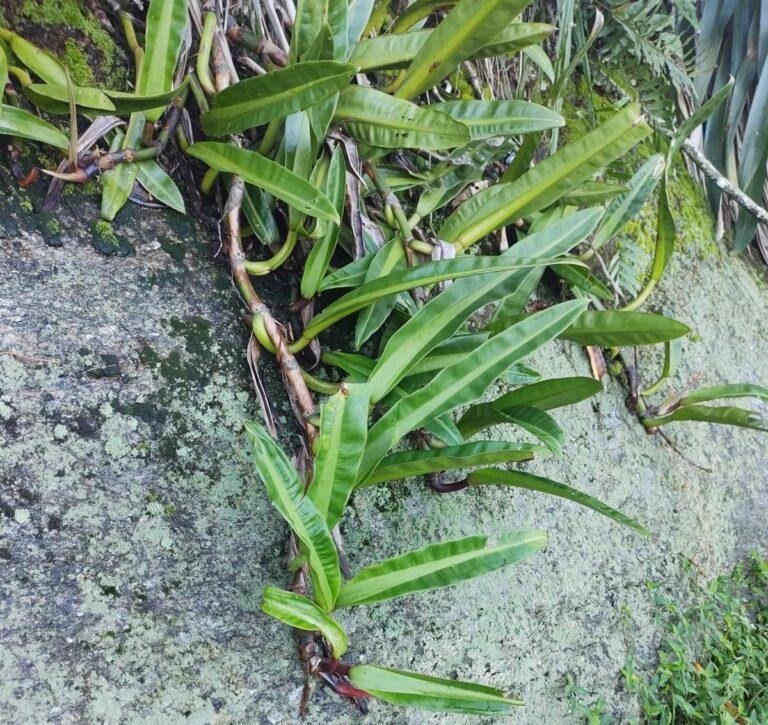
<box><xmin>1</xmin><ymin>0</ymin><xmax>767</xmax><ymax>718</ymax></box>
<box><xmin>624</xmin><ymin>555</ymin><xmax>768</xmax><ymax>723</ymax></box>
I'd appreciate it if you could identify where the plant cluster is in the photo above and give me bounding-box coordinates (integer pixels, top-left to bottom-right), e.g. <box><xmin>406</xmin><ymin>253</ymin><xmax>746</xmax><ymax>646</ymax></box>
<box><xmin>1</xmin><ymin>0</ymin><xmax>767</xmax><ymax>717</ymax></box>
<box><xmin>624</xmin><ymin>554</ymin><xmax>768</xmax><ymax>723</ymax></box>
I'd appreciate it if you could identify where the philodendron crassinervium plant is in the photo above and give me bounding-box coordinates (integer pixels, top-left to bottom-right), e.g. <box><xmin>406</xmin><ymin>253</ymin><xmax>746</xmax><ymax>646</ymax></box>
<box><xmin>2</xmin><ymin>0</ymin><xmax>767</xmax><ymax>716</ymax></box>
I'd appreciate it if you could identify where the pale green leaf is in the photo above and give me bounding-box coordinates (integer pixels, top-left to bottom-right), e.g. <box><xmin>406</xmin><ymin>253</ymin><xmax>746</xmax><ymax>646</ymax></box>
<box><xmin>0</xmin><ymin>104</ymin><xmax>69</xmax><ymax>150</ymax></box>
<box><xmin>136</xmin><ymin>160</ymin><xmax>186</xmax><ymax>214</ymax></box>
<box><xmin>432</xmin><ymin>100</ymin><xmax>563</xmax><ymax>141</ymax></box>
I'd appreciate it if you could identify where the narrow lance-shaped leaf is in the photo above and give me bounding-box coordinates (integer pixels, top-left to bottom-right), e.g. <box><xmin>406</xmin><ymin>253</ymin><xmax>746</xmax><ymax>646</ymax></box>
<box><xmin>202</xmin><ymin>61</ymin><xmax>356</xmax><ymax>136</ymax></box>
<box><xmin>302</xmin><ymin>147</ymin><xmax>347</xmax><ymax>298</ymax></box>
<box><xmin>101</xmin><ymin>116</ymin><xmax>143</xmax><ymax>221</ymax></box>
<box><xmin>557</xmin><ymin>310</ymin><xmax>690</xmax><ymax>346</ymax></box>
<box><xmin>366</xmin><ymin>209</ymin><xmax>603</xmax><ymax>403</ymax></box>
<box><xmin>359</xmin><ymin>299</ymin><xmax>588</xmax><ymax>481</ymax></box>
<box><xmin>648</xmin><ymin>173</ymin><xmax>675</xmax><ymax>284</ymax></box>
<box><xmin>361</xmin><ymin>442</ymin><xmax>537</xmax><ymax>487</ymax></box>
<box><xmin>298</xmin><ymin>255</ymin><xmax>584</xmax><ymax>347</ymax></box>
<box><xmin>680</xmin><ymin>383</ymin><xmax>768</xmax><ymax>406</ymax></box>
<box><xmin>24</xmin><ymin>83</ymin><xmax>189</xmax><ymax>115</ymax></box>
<box><xmin>6</xmin><ymin>31</ymin><xmax>67</xmax><ymax>85</ymax></box>
<box><xmin>187</xmin><ymin>142</ymin><xmax>339</xmax><ymax>222</ymax></box>
<box><xmin>336</xmin><ymin>530</ymin><xmax>546</xmax><ymax>608</ymax></box>
<box><xmin>136</xmin><ymin>160</ymin><xmax>186</xmax><ymax>214</ymax></box>
<box><xmin>432</xmin><ymin>100</ymin><xmax>563</xmax><ymax>141</ymax></box>
<box><xmin>261</xmin><ymin>586</ymin><xmax>348</xmax><ymax>658</ymax></box>
<box><xmin>105</xmin><ymin>79</ymin><xmax>191</xmax><ymax>114</ymax></box>
<box><xmin>491</xmin><ymin>406</ymin><xmax>564</xmax><ymax>455</ymax></box>
<box><xmin>440</xmin><ymin>103</ymin><xmax>651</xmax><ymax>251</ymax></box>
<box><xmin>348</xmin><ymin>665</ymin><xmax>522</xmax><ymax>715</ymax></box>
<box><xmin>136</xmin><ymin>0</ymin><xmax>188</xmax><ymax>122</ymax></box>
<box><xmin>334</xmin><ymin>85</ymin><xmax>470</xmax><ymax>150</ymax></box>
<box><xmin>309</xmin><ymin>383</ymin><xmax>370</xmax><ymax>531</ymax></box>
<box><xmin>467</xmin><ymin>469</ymin><xmax>650</xmax><ymax>534</ymax></box>
<box><xmin>0</xmin><ymin>104</ymin><xmax>69</xmax><ymax>150</ymax></box>
<box><xmin>644</xmin><ymin>405</ymin><xmax>768</xmax><ymax>432</ymax></box>
<box><xmin>0</xmin><ymin>42</ymin><xmax>9</xmax><ymax>93</ymax></box>
<box><xmin>350</xmin><ymin>22</ymin><xmax>553</xmax><ymax>72</ymax></box>
<box><xmin>245</xmin><ymin>422</ymin><xmax>340</xmax><ymax>611</ymax></box>
<box><xmin>242</xmin><ymin>185</ymin><xmax>279</xmax><ymax>246</ymax></box>
<box><xmin>395</xmin><ymin>0</ymin><xmax>531</xmax><ymax>99</ymax></box>
<box><xmin>484</xmin><ymin>376</ymin><xmax>603</xmax><ymax>412</ymax></box>
<box><xmin>559</xmin><ymin>181</ymin><xmax>627</xmax><ymax>206</ymax></box>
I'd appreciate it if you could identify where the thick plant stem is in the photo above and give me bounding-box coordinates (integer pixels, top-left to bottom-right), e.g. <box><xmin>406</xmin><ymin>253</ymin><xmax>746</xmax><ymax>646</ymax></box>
<box><xmin>681</xmin><ymin>139</ymin><xmax>768</xmax><ymax>227</ymax></box>
<box><xmin>197</xmin><ymin>11</ymin><xmax>218</xmax><ymax>96</ymax></box>
<box><xmin>245</xmin><ymin>229</ymin><xmax>298</xmax><ymax>275</ymax></box>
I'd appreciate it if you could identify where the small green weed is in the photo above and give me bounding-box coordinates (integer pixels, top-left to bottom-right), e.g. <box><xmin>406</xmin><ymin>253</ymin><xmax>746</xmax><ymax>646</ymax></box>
<box><xmin>624</xmin><ymin>554</ymin><xmax>768</xmax><ymax>723</ymax></box>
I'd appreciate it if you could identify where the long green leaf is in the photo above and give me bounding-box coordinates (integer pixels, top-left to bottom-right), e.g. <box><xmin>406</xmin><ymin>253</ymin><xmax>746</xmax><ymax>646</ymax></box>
<box><xmin>334</xmin><ymin>85</ymin><xmax>470</xmax><ymax>150</ymax></box>
<box><xmin>590</xmin><ymin>154</ymin><xmax>665</xmax><ymax>251</ymax></box>
<box><xmin>245</xmin><ymin>422</ymin><xmax>340</xmax><ymax>611</ymax></box>
<box><xmin>395</xmin><ymin>0</ymin><xmax>531</xmax><ymax>99</ymax></box>
<box><xmin>335</xmin><ymin>530</ymin><xmax>546</xmax><ymax>607</ymax></box>
<box><xmin>366</xmin><ymin>209</ymin><xmax>602</xmax><ymax>403</ymax></box>
<box><xmin>309</xmin><ymin>383</ymin><xmax>370</xmax><ymax>531</ymax></box>
<box><xmin>361</xmin><ymin>442</ymin><xmax>537</xmax><ymax>487</ymax></box>
<box><xmin>0</xmin><ymin>44</ymin><xmax>7</xmax><ymax>95</ymax></box>
<box><xmin>467</xmin><ymin>469</ymin><xmax>650</xmax><ymax>534</ymax></box>
<box><xmin>440</xmin><ymin>103</ymin><xmax>650</xmax><ymax>250</ymax></box>
<box><xmin>21</xmin><ymin>83</ymin><xmax>114</xmax><ymax>113</ymax></box>
<box><xmin>559</xmin><ymin>181</ymin><xmax>628</xmax><ymax>206</ymax></box>
<box><xmin>348</xmin><ymin>665</ymin><xmax>522</xmax><ymax>715</ymax></box>
<box><xmin>484</xmin><ymin>376</ymin><xmax>603</xmax><ymax>412</ymax></box>
<box><xmin>242</xmin><ymin>185</ymin><xmax>279</xmax><ymax>245</ymax></box>
<box><xmin>670</xmin><ymin>78</ymin><xmax>734</xmax><ymax>157</ymax></box>
<box><xmin>648</xmin><ymin>173</ymin><xmax>675</xmax><ymax>283</ymax></box>
<box><xmin>135</xmin><ymin>161</ymin><xmax>185</xmax><ymax>214</ymax></box>
<box><xmin>187</xmin><ymin>142</ymin><xmax>338</xmax><ymax>222</ymax></box>
<box><xmin>6</xmin><ymin>32</ymin><xmax>67</xmax><ymax>85</ymax></box>
<box><xmin>105</xmin><ymin>79</ymin><xmax>190</xmax><ymax>114</ymax></box>
<box><xmin>557</xmin><ymin>310</ymin><xmax>690</xmax><ymax>346</ymax></box>
<box><xmin>680</xmin><ymin>383</ymin><xmax>768</xmax><ymax>406</ymax></box>
<box><xmin>644</xmin><ymin>405</ymin><xmax>768</xmax><ymax>432</ymax></box>
<box><xmin>354</xmin><ymin>240</ymin><xmax>407</xmax><ymax>349</ymax></box>
<box><xmin>359</xmin><ymin>299</ymin><xmax>588</xmax><ymax>480</ymax></box>
<box><xmin>261</xmin><ymin>586</ymin><xmax>347</xmax><ymax>658</ymax></box>
<box><xmin>136</xmin><ymin>0</ymin><xmax>188</xmax><ymax>122</ymax></box>
<box><xmin>302</xmin><ymin>148</ymin><xmax>346</xmax><ymax>298</ymax></box>
<box><xmin>457</xmin><ymin>405</ymin><xmax>564</xmax><ymax>454</ymax></box>
<box><xmin>299</xmin><ymin>256</ymin><xmax>581</xmax><ymax>346</ymax></box>
<box><xmin>432</xmin><ymin>100</ymin><xmax>563</xmax><ymax>141</ymax></box>
<box><xmin>0</xmin><ymin>104</ymin><xmax>69</xmax><ymax>150</ymax></box>
<box><xmin>202</xmin><ymin>61</ymin><xmax>356</xmax><ymax>136</ymax></box>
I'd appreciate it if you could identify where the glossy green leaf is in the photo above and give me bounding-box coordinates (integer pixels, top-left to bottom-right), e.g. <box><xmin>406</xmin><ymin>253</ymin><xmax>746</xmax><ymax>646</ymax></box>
<box><xmin>558</xmin><ymin>310</ymin><xmax>690</xmax><ymax>347</ymax></box>
<box><xmin>309</xmin><ymin>383</ymin><xmax>370</xmax><ymax>531</ymax></box>
<box><xmin>335</xmin><ymin>530</ymin><xmax>546</xmax><ymax>607</ymax></box>
<box><xmin>136</xmin><ymin>0</ymin><xmax>188</xmax><ymax>122</ymax></box>
<box><xmin>395</xmin><ymin>0</ymin><xmax>531</xmax><ymax>99</ymax></box>
<box><xmin>284</xmin><ymin>111</ymin><xmax>314</xmax><ymax>230</ymax></box>
<box><xmin>187</xmin><ymin>142</ymin><xmax>339</xmax><ymax>222</ymax></box>
<box><xmin>291</xmin><ymin>0</ymin><xmax>324</xmax><ymax>61</ymax></box>
<box><xmin>354</xmin><ymin>240</ymin><xmax>407</xmax><ymax>349</ymax></box>
<box><xmin>366</xmin><ymin>210</ymin><xmax>602</xmax><ymax>403</ymax></box>
<box><xmin>334</xmin><ymin>86</ymin><xmax>470</xmax><ymax>150</ymax></box>
<box><xmin>7</xmin><ymin>32</ymin><xmax>67</xmax><ymax>85</ymax></box>
<box><xmin>559</xmin><ymin>181</ymin><xmax>627</xmax><ymax>206</ymax></box>
<box><xmin>136</xmin><ymin>161</ymin><xmax>186</xmax><ymax>214</ymax></box>
<box><xmin>361</xmin><ymin>442</ymin><xmax>536</xmax><ymax>487</ymax></box>
<box><xmin>100</xmin><ymin>116</ymin><xmax>142</xmax><ymax>221</ymax></box>
<box><xmin>242</xmin><ymin>185</ymin><xmax>279</xmax><ymax>246</ymax></box>
<box><xmin>1</xmin><ymin>44</ymin><xmax>10</xmax><ymax>93</ymax></box>
<box><xmin>245</xmin><ymin>422</ymin><xmax>340</xmax><ymax>611</ymax></box>
<box><xmin>0</xmin><ymin>104</ymin><xmax>69</xmax><ymax>150</ymax></box>
<box><xmin>105</xmin><ymin>79</ymin><xmax>190</xmax><ymax>114</ymax></box>
<box><xmin>644</xmin><ymin>405</ymin><xmax>768</xmax><ymax>432</ymax></box>
<box><xmin>359</xmin><ymin>299</ymin><xmax>588</xmax><ymax>480</ymax></box>
<box><xmin>432</xmin><ymin>100</ymin><xmax>563</xmax><ymax>141</ymax></box>
<box><xmin>670</xmin><ymin>78</ymin><xmax>734</xmax><ymax>158</ymax></box>
<box><xmin>202</xmin><ymin>62</ymin><xmax>356</xmax><ymax>136</ymax></box>
<box><xmin>261</xmin><ymin>586</ymin><xmax>347</xmax><ymax>658</ymax></box>
<box><xmin>302</xmin><ymin>148</ymin><xmax>346</xmax><ymax>298</ymax></box>
<box><xmin>522</xmin><ymin>44</ymin><xmax>555</xmax><ymax>82</ymax></box>
<box><xmin>22</xmin><ymin>83</ymin><xmax>115</xmax><ymax>114</ymax></box>
<box><xmin>317</xmin><ymin>252</ymin><xmax>374</xmax><ymax>292</ymax></box>
<box><xmin>300</xmin><ymin>255</ymin><xmax>581</xmax><ymax>345</ymax></box>
<box><xmin>478</xmin><ymin>405</ymin><xmax>563</xmax><ymax>454</ymax></box>
<box><xmin>590</xmin><ymin>154</ymin><xmax>665</xmax><ymax>251</ymax></box>
<box><xmin>489</xmin><ymin>376</ymin><xmax>603</xmax><ymax>411</ymax></box>
<box><xmin>350</xmin><ymin>24</ymin><xmax>552</xmax><ymax>72</ymax></box>
<box><xmin>680</xmin><ymin>383</ymin><xmax>768</xmax><ymax>406</ymax></box>
<box><xmin>648</xmin><ymin>173</ymin><xmax>675</xmax><ymax>283</ymax></box>
<box><xmin>348</xmin><ymin>665</ymin><xmax>522</xmax><ymax>715</ymax></box>
<box><xmin>440</xmin><ymin>103</ymin><xmax>651</xmax><ymax>251</ymax></box>
<box><xmin>467</xmin><ymin>469</ymin><xmax>650</xmax><ymax>534</ymax></box>
<box><xmin>491</xmin><ymin>266</ymin><xmax>543</xmax><ymax>323</ymax></box>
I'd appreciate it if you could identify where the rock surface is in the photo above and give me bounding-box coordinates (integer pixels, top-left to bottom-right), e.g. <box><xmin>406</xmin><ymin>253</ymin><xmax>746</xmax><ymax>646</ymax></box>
<box><xmin>1</xmin><ymin>160</ymin><xmax>767</xmax><ymax>724</ymax></box>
